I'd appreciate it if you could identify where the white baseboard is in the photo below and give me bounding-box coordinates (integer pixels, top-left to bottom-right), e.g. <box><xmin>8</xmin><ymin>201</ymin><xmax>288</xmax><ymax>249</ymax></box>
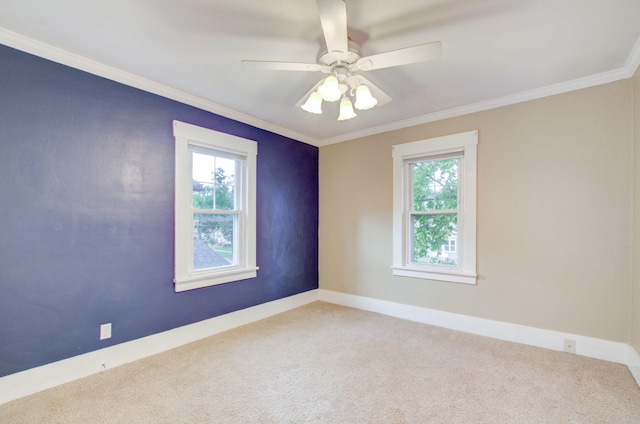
<box><xmin>628</xmin><ymin>345</ymin><xmax>640</xmax><ymax>387</ymax></box>
<box><xmin>0</xmin><ymin>290</ymin><xmax>319</xmax><ymax>406</ymax></box>
<box><xmin>3</xmin><ymin>288</ymin><xmax>638</xmax><ymax>405</ymax></box>
<box><xmin>317</xmin><ymin>289</ymin><xmax>632</xmax><ymax>366</ymax></box>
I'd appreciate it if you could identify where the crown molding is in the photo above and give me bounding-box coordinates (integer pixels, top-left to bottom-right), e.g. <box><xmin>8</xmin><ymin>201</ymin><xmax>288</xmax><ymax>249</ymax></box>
<box><xmin>624</xmin><ymin>34</ymin><xmax>640</xmax><ymax>77</ymax></box>
<box><xmin>2</xmin><ymin>27</ymin><xmax>639</xmax><ymax>149</ymax></box>
<box><xmin>0</xmin><ymin>28</ymin><xmax>320</xmax><ymax>147</ymax></box>
<box><xmin>318</xmin><ymin>70</ymin><xmax>626</xmax><ymax>146</ymax></box>
<box><xmin>316</xmin><ymin>34</ymin><xmax>640</xmax><ymax>146</ymax></box>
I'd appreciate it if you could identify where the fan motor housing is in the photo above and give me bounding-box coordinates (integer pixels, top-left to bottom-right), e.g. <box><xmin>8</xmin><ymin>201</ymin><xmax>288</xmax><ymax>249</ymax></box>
<box><xmin>316</xmin><ymin>39</ymin><xmax>362</xmax><ymax>66</ymax></box>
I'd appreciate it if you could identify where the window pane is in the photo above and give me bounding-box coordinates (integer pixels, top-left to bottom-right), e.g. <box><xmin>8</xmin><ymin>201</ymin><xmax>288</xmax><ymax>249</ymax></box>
<box><xmin>192</xmin><ymin>152</ymin><xmax>216</xmax><ymax>183</ymax></box>
<box><xmin>193</xmin><ymin>183</ymin><xmax>214</xmax><ymax>209</ymax></box>
<box><xmin>412</xmin><ymin>158</ymin><xmax>458</xmax><ymax>211</ymax></box>
<box><xmin>192</xmin><ymin>152</ymin><xmax>238</xmax><ymax>210</ymax></box>
<box><xmin>412</xmin><ymin>214</ymin><xmax>457</xmax><ymax>266</ymax></box>
<box><xmin>193</xmin><ymin>213</ymin><xmax>236</xmax><ymax>270</ymax></box>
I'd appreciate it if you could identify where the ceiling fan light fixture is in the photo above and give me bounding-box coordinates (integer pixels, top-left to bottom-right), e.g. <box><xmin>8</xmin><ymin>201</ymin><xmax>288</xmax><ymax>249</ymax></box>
<box><xmin>318</xmin><ymin>75</ymin><xmax>341</xmax><ymax>102</ymax></box>
<box><xmin>243</xmin><ymin>0</ymin><xmax>442</xmax><ymax>127</ymax></box>
<box><xmin>301</xmin><ymin>91</ymin><xmax>323</xmax><ymax>114</ymax></box>
<box><xmin>354</xmin><ymin>85</ymin><xmax>378</xmax><ymax>110</ymax></box>
<box><xmin>337</xmin><ymin>97</ymin><xmax>357</xmax><ymax>121</ymax></box>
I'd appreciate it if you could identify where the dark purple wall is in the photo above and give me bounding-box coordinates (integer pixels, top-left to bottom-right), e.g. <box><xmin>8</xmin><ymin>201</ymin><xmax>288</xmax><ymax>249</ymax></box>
<box><xmin>0</xmin><ymin>44</ymin><xmax>318</xmax><ymax>377</ymax></box>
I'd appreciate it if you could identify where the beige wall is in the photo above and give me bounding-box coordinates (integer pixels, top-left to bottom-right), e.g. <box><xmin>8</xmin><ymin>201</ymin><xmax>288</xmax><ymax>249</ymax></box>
<box><xmin>633</xmin><ymin>69</ymin><xmax>640</xmax><ymax>352</ymax></box>
<box><xmin>320</xmin><ymin>80</ymin><xmax>634</xmax><ymax>342</ymax></box>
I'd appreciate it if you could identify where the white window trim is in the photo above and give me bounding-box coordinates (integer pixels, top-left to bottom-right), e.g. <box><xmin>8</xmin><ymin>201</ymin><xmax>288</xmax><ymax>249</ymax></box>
<box><xmin>173</xmin><ymin>120</ymin><xmax>258</xmax><ymax>292</ymax></box>
<box><xmin>392</xmin><ymin>130</ymin><xmax>477</xmax><ymax>285</ymax></box>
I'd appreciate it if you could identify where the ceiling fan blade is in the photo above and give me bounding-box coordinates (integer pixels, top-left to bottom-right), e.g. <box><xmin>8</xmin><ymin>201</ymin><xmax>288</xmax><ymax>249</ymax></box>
<box><xmin>317</xmin><ymin>0</ymin><xmax>348</xmax><ymax>56</ymax></box>
<box><xmin>354</xmin><ymin>41</ymin><xmax>442</xmax><ymax>72</ymax></box>
<box><xmin>242</xmin><ymin>60</ymin><xmax>325</xmax><ymax>72</ymax></box>
<box><xmin>351</xmin><ymin>75</ymin><xmax>392</xmax><ymax>107</ymax></box>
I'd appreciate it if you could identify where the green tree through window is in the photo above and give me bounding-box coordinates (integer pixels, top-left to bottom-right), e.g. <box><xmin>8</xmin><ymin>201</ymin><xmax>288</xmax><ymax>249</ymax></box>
<box><xmin>411</xmin><ymin>158</ymin><xmax>459</xmax><ymax>265</ymax></box>
<box><xmin>192</xmin><ymin>152</ymin><xmax>238</xmax><ymax>265</ymax></box>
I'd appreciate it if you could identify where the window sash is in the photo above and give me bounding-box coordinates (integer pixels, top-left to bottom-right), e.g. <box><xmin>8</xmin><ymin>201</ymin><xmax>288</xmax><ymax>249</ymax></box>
<box><xmin>408</xmin><ymin>156</ymin><xmax>461</xmax><ymax>214</ymax></box>
<box><xmin>192</xmin><ymin>211</ymin><xmax>240</xmax><ymax>271</ymax></box>
<box><xmin>406</xmin><ymin>154</ymin><xmax>463</xmax><ymax>270</ymax></box>
<box><xmin>190</xmin><ymin>147</ymin><xmax>242</xmax><ymax>211</ymax></box>
<box><xmin>190</xmin><ymin>148</ymin><xmax>244</xmax><ymax>271</ymax></box>
<box><xmin>409</xmin><ymin>212</ymin><xmax>459</xmax><ymax>267</ymax></box>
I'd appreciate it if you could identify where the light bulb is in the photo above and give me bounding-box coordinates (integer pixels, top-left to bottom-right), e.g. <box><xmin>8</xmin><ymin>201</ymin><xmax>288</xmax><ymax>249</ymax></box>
<box><xmin>354</xmin><ymin>85</ymin><xmax>378</xmax><ymax>110</ymax></box>
<box><xmin>301</xmin><ymin>91</ymin><xmax>323</xmax><ymax>114</ymax></box>
<box><xmin>337</xmin><ymin>97</ymin><xmax>357</xmax><ymax>121</ymax></box>
<box><xmin>318</xmin><ymin>76</ymin><xmax>341</xmax><ymax>102</ymax></box>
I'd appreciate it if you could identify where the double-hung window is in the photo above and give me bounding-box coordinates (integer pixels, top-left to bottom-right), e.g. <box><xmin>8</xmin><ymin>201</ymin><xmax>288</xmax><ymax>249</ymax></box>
<box><xmin>173</xmin><ymin>120</ymin><xmax>257</xmax><ymax>292</ymax></box>
<box><xmin>392</xmin><ymin>130</ymin><xmax>477</xmax><ymax>284</ymax></box>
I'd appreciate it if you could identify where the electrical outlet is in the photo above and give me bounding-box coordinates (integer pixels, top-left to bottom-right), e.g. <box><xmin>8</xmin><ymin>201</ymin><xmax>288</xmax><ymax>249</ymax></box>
<box><xmin>100</xmin><ymin>323</ymin><xmax>112</xmax><ymax>340</ymax></box>
<box><xmin>564</xmin><ymin>339</ymin><xmax>576</xmax><ymax>354</ymax></box>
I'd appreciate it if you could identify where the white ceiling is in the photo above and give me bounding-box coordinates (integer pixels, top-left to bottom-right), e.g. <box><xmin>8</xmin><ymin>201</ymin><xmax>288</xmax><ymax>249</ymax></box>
<box><xmin>1</xmin><ymin>0</ymin><xmax>639</xmax><ymax>146</ymax></box>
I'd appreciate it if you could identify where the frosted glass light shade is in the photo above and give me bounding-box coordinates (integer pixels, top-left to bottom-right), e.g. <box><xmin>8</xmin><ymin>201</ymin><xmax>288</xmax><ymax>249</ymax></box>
<box><xmin>318</xmin><ymin>76</ymin><xmax>341</xmax><ymax>102</ymax></box>
<box><xmin>337</xmin><ymin>97</ymin><xmax>357</xmax><ymax>121</ymax></box>
<box><xmin>354</xmin><ymin>85</ymin><xmax>378</xmax><ymax>110</ymax></box>
<box><xmin>301</xmin><ymin>91</ymin><xmax>323</xmax><ymax>114</ymax></box>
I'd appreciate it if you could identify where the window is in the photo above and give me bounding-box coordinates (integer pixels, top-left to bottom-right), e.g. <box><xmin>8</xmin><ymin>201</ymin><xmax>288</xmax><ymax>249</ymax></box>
<box><xmin>173</xmin><ymin>120</ymin><xmax>257</xmax><ymax>292</ymax></box>
<box><xmin>392</xmin><ymin>130</ymin><xmax>477</xmax><ymax>284</ymax></box>
<box><xmin>443</xmin><ymin>237</ymin><xmax>456</xmax><ymax>253</ymax></box>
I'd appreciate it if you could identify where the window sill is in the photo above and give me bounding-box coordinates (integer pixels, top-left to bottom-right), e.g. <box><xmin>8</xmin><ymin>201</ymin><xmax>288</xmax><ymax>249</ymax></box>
<box><xmin>391</xmin><ymin>266</ymin><xmax>476</xmax><ymax>285</ymax></box>
<box><xmin>174</xmin><ymin>267</ymin><xmax>258</xmax><ymax>292</ymax></box>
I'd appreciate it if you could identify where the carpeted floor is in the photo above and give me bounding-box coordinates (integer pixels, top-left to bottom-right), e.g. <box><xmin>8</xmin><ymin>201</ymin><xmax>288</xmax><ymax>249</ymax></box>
<box><xmin>1</xmin><ymin>301</ymin><xmax>639</xmax><ymax>423</ymax></box>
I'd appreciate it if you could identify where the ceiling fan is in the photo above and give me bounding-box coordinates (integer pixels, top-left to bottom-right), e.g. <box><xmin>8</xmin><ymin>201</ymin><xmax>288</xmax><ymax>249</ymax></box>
<box><xmin>241</xmin><ymin>0</ymin><xmax>442</xmax><ymax>121</ymax></box>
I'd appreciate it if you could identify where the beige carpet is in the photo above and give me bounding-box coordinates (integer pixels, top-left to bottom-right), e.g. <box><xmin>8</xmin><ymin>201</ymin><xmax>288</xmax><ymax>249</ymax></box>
<box><xmin>1</xmin><ymin>301</ymin><xmax>639</xmax><ymax>423</ymax></box>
